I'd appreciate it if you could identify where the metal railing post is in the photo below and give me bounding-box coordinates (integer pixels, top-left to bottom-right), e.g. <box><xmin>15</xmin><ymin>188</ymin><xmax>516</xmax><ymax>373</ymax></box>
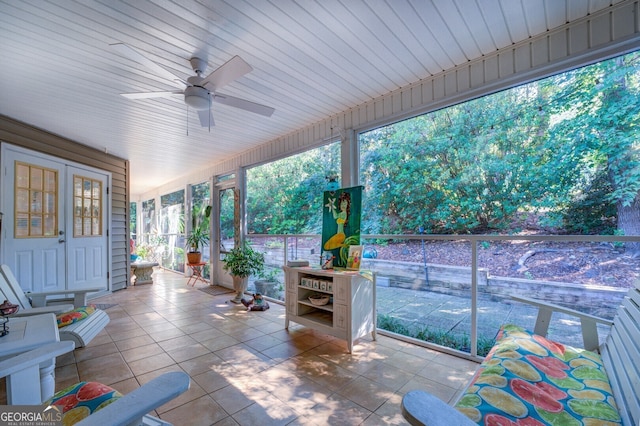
<box><xmin>471</xmin><ymin>239</ymin><xmax>478</xmax><ymax>358</ymax></box>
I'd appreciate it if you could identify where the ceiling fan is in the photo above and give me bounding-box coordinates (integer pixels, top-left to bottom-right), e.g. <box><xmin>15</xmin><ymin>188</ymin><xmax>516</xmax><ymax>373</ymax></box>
<box><xmin>110</xmin><ymin>43</ymin><xmax>275</xmax><ymax>128</ymax></box>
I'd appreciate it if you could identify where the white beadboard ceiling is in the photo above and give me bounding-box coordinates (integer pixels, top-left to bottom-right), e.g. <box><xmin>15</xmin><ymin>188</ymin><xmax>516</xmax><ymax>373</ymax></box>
<box><xmin>0</xmin><ymin>0</ymin><xmax>620</xmax><ymax>194</ymax></box>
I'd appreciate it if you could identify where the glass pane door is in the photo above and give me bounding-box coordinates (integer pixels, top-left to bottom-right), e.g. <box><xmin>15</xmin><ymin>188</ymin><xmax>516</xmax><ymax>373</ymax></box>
<box><xmin>219</xmin><ymin>187</ymin><xmax>235</xmax><ymax>254</ymax></box>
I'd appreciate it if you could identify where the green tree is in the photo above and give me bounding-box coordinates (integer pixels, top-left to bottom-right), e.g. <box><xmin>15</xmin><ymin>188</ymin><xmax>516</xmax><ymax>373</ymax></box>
<box><xmin>545</xmin><ymin>52</ymin><xmax>640</xmax><ymax>249</ymax></box>
<box><xmin>359</xmin><ymin>51</ymin><xmax>639</xmax><ymax>242</ymax></box>
<box><xmin>246</xmin><ymin>142</ymin><xmax>340</xmax><ymax>234</ymax></box>
<box><xmin>361</xmin><ymin>84</ymin><xmax>552</xmax><ymax>234</ymax></box>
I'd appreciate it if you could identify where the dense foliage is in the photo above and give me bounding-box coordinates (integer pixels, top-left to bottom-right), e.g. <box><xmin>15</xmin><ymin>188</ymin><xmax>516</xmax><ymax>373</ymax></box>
<box><xmin>246</xmin><ymin>142</ymin><xmax>340</xmax><ymax>234</ymax></box>
<box><xmin>245</xmin><ymin>51</ymin><xmax>640</xmax><ymax>245</ymax></box>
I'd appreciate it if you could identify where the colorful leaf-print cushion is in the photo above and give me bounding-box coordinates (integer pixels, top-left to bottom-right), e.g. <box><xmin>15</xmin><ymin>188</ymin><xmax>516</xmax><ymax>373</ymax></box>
<box><xmin>44</xmin><ymin>381</ymin><xmax>122</xmax><ymax>425</ymax></box>
<box><xmin>455</xmin><ymin>324</ymin><xmax>622</xmax><ymax>425</ymax></box>
<box><xmin>56</xmin><ymin>305</ymin><xmax>96</xmax><ymax>328</ymax></box>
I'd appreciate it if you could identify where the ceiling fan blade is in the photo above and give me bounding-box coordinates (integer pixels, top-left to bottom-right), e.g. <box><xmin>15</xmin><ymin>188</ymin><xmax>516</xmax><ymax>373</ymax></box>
<box><xmin>212</xmin><ymin>93</ymin><xmax>275</xmax><ymax>117</ymax></box>
<box><xmin>121</xmin><ymin>91</ymin><xmax>183</xmax><ymax>99</ymax></box>
<box><xmin>110</xmin><ymin>43</ymin><xmax>183</xmax><ymax>87</ymax></box>
<box><xmin>201</xmin><ymin>56</ymin><xmax>252</xmax><ymax>90</ymax></box>
<box><xmin>197</xmin><ymin>109</ymin><xmax>215</xmax><ymax>127</ymax></box>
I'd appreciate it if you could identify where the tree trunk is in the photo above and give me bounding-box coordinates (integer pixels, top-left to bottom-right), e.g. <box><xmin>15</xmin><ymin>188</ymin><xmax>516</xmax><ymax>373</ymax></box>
<box><xmin>606</xmin><ymin>56</ymin><xmax>640</xmax><ymax>256</ymax></box>
<box><xmin>617</xmin><ymin>196</ymin><xmax>640</xmax><ymax>256</ymax></box>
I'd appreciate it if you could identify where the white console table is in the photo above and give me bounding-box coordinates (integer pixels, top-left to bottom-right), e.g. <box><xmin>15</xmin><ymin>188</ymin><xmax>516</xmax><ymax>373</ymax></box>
<box><xmin>0</xmin><ymin>313</ymin><xmax>60</xmax><ymax>403</ymax></box>
<box><xmin>284</xmin><ymin>266</ymin><xmax>376</xmax><ymax>353</ymax></box>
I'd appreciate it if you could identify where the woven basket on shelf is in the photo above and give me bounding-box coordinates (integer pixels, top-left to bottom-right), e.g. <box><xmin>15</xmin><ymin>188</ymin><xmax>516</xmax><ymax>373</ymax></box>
<box><xmin>308</xmin><ymin>295</ymin><xmax>330</xmax><ymax>306</ymax></box>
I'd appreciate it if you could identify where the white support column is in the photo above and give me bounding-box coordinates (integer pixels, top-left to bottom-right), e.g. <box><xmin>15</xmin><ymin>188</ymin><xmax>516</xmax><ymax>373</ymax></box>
<box><xmin>341</xmin><ymin>128</ymin><xmax>358</xmax><ymax>188</ymax></box>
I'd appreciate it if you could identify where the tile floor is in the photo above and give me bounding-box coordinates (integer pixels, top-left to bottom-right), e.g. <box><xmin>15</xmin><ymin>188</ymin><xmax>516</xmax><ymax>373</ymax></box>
<box><xmin>54</xmin><ymin>269</ymin><xmax>479</xmax><ymax>425</ymax></box>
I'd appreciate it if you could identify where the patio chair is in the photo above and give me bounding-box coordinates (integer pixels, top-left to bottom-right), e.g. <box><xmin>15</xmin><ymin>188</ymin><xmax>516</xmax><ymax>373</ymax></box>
<box><xmin>0</xmin><ymin>264</ymin><xmax>110</xmax><ymax>347</ymax></box>
<box><xmin>0</xmin><ymin>264</ymin><xmax>103</xmax><ymax>313</ymax></box>
<box><xmin>2</xmin><ymin>341</ymin><xmax>190</xmax><ymax>426</ymax></box>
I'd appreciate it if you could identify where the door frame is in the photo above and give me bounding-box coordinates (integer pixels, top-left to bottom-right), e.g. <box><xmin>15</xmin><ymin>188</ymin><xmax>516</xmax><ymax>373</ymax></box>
<box><xmin>212</xmin><ymin>176</ymin><xmax>238</xmax><ymax>288</ymax></box>
<box><xmin>0</xmin><ymin>143</ymin><xmax>112</xmax><ymax>292</ymax></box>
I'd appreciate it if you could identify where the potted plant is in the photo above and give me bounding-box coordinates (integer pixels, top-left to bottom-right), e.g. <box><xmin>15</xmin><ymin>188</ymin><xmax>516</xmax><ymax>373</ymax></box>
<box><xmin>186</xmin><ymin>205</ymin><xmax>211</xmax><ymax>264</ymax></box>
<box><xmin>222</xmin><ymin>243</ymin><xmax>264</xmax><ymax>303</ymax></box>
<box><xmin>254</xmin><ymin>266</ymin><xmax>280</xmax><ymax>298</ymax></box>
<box><xmin>185</xmin><ymin>226</ymin><xmax>209</xmax><ymax>264</ymax></box>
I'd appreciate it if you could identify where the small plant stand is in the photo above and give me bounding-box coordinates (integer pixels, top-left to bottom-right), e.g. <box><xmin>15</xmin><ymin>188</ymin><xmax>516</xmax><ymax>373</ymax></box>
<box><xmin>186</xmin><ymin>262</ymin><xmax>207</xmax><ymax>286</ymax></box>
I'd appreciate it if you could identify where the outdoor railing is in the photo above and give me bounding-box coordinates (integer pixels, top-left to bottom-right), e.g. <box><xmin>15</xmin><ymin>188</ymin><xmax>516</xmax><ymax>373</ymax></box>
<box><xmin>247</xmin><ymin>233</ymin><xmax>640</xmax><ymax>360</ymax></box>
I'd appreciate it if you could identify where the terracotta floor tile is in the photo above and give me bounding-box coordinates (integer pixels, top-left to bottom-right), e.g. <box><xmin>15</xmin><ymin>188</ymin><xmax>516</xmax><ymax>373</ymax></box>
<box><xmin>120</xmin><ymin>342</ymin><xmax>164</xmax><ymax>362</ymax></box>
<box><xmin>299</xmin><ymin>393</ymin><xmax>372</xmax><ymax>425</ymax></box>
<box><xmin>211</xmin><ymin>384</ymin><xmax>256</xmax><ymax>415</ymax></box>
<box><xmin>200</xmin><ymin>335</ymin><xmax>241</xmax><ymax>352</ymax></box>
<box><xmin>50</xmin><ymin>271</ymin><xmax>479</xmax><ymax>426</ymax></box>
<box><xmin>76</xmin><ymin>352</ymin><xmax>133</xmax><ymax>385</ymax></box>
<box><xmin>127</xmin><ymin>352</ymin><xmax>176</xmax><ymax>376</ymax></box>
<box><xmin>74</xmin><ymin>341</ymin><xmax>120</xmax><ymax>362</ymax></box>
<box><xmin>231</xmin><ymin>393</ymin><xmax>298</xmax><ymax>426</ymax></box>
<box><xmin>167</xmin><ymin>342</ymin><xmax>211</xmax><ymax>363</ymax></box>
<box><xmin>191</xmin><ymin>369</ymin><xmax>233</xmax><ymax>393</ymax></box>
<box><xmin>362</xmin><ymin>362</ymin><xmax>415</xmax><ymax>391</ymax></box>
<box><xmin>336</xmin><ymin>375</ymin><xmax>395</xmax><ymax>412</ymax></box>
<box><xmin>159</xmin><ymin>395</ymin><xmax>229</xmax><ymax>426</ymax></box>
<box><xmin>114</xmin><ymin>334</ymin><xmax>156</xmax><ymax>351</ymax></box>
<box><xmin>177</xmin><ymin>352</ymin><xmax>225</xmax><ymax>376</ymax></box>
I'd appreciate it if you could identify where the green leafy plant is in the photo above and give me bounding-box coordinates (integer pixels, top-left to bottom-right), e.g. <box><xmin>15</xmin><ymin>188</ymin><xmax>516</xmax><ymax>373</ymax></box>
<box><xmin>135</xmin><ymin>243</ymin><xmax>151</xmax><ymax>260</ymax></box>
<box><xmin>257</xmin><ymin>266</ymin><xmax>280</xmax><ymax>282</ymax></box>
<box><xmin>186</xmin><ymin>205</ymin><xmax>211</xmax><ymax>253</ymax></box>
<box><xmin>222</xmin><ymin>243</ymin><xmax>265</xmax><ymax>278</ymax></box>
<box><xmin>185</xmin><ymin>226</ymin><xmax>209</xmax><ymax>253</ymax></box>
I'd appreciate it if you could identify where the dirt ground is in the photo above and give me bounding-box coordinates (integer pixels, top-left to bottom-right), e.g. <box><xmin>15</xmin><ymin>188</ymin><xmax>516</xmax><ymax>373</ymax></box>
<box><xmin>369</xmin><ymin>238</ymin><xmax>639</xmax><ymax>289</ymax></box>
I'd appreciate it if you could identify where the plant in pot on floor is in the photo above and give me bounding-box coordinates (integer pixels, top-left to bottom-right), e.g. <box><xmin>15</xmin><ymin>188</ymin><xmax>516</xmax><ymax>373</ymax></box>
<box><xmin>186</xmin><ymin>205</ymin><xmax>211</xmax><ymax>264</ymax></box>
<box><xmin>222</xmin><ymin>243</ymin><xmax>264</xmax><ymax>304</ymax></box>
<box><xmin>254</xmin><ymin>266</ymin><xmax>281</xmax><ymax>298</ymax></box>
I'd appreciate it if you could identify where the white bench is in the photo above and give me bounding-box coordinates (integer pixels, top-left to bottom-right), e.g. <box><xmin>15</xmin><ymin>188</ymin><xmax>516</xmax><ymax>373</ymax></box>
<box><xmin>402</xmin><ymin>281</ymin><xmax>640</xmax><ymax>426</ymax></box>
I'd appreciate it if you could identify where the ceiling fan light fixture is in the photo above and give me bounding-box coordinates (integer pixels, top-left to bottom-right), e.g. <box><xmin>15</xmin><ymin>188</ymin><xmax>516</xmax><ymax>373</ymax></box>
<box><xmin>113</xmin><ymin>44</ymin><xmax>274</xmax><ymax>125</ymax></box>
<box><xmin>184</xmin><ymin>86</ymin><xmax>210</xmax><ymax>110</ymax></box>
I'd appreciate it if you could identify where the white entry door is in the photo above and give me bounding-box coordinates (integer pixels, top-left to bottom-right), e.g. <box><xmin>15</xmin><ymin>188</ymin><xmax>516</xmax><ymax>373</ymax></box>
<box><xmin>65</xmin><ymin>166</ymin><xmax>109</xmax><ymax>290</ymax></box>
<box><xmin>1</xmin><ymin>144</ymin><xmax>110</xmax><ymax>293</ymax></box>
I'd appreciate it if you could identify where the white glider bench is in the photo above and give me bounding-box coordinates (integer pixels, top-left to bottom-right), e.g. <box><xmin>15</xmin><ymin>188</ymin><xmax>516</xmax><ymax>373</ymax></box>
<box><xmin>2</xmin><ymin>341</ymin><xmax>190</xmax><ymax>425</ymax></box>
<box><xmin>0</xmin><ymin>264</ymin><xmax>109</xmax><ymax>347</ymax></box>
<box><xmin>402</xmin><ymin>281</ymin><xmax>640</xmax><ymax>426</ymax></box>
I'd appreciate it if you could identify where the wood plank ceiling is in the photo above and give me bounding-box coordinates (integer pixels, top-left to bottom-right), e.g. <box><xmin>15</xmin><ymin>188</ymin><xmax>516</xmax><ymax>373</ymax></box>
<box><xmin>0</xmin><ymin>0</ymin><xmax>620</xmax><ymax>194</ymax></box>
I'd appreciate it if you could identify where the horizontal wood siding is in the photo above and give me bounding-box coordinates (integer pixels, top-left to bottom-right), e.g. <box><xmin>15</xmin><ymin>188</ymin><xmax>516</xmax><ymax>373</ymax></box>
<box><xmin>0</xmin><ymin>115</ymin><xmax>130</xmax><ymax>292</ymax></box>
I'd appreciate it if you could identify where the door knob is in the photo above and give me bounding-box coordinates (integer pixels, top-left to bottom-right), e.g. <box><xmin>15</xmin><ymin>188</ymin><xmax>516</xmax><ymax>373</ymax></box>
<box><xmin>58</xmin><ymin>238</ymin><xmax>65</xmax><ymax>243</ymax></box>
